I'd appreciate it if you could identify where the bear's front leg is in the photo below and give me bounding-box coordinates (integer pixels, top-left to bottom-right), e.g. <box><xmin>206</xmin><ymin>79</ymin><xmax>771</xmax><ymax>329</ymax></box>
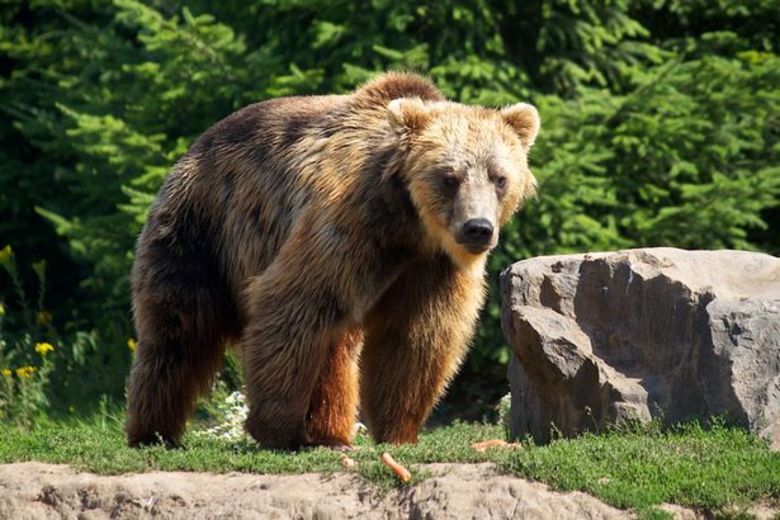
<box><xmin>241</xmin><ymin>270</ymin><xmax>348</xmax><ymax>450</ymax></box>
<box><xmin>239</xmin><ymin>214</ymin><xmax>358</xmax><ymax>450</ymax></box>
<box><xmin>361</xmin><ymin>256</ymin><xmax>487</xmax><ymax>444</ymax></box>
<box><xmin>304</xmin><ymin>327</ymin><xmax>363</xmax><ymax>448</ymax></box>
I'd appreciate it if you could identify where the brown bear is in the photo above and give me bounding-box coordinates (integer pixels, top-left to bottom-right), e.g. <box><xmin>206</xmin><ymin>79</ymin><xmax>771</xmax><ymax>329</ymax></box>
<box><xmin>126</xmin><ymin>72</ymin><xmax>540</xmax><ymax>450</ymax></box>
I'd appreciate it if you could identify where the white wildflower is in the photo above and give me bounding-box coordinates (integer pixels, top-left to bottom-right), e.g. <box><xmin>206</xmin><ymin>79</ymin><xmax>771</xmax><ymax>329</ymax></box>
<box><xmin>197</xmin><ymin>390</ymin><xmax>249</xmax><ymax>442</ymax></box>
<box><xmin>352</xmin><ymin>421</ymin><xmax>368</xmax><ymax>437</ymax></box>
<box><xmin>498</xmin><ymin>392</ymin><xmax>512</xmax><ymax>430</ymax></box>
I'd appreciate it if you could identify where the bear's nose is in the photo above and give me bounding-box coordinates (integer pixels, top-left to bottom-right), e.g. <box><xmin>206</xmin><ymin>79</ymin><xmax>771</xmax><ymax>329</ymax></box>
<box><xmin>462</xmin><ymin>218</ymin><xmax>494</xmax><ymax>244</ymax></box>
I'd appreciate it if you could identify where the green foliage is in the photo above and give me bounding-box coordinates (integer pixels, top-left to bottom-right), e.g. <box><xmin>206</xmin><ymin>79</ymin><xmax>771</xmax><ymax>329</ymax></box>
<box><xmin>0</xmin><ymin>244</ymin><xmax>117</xmax><ymax>422</ymax></box>
<box><xmin>1</xmin><ymin>0</ymin><xmax>778</xmax><ymax>413</ymax></box>
<box><xmin>0</xmin><ymin>245</ymin><xmax>60</xmax><ymax>423</ymax></box>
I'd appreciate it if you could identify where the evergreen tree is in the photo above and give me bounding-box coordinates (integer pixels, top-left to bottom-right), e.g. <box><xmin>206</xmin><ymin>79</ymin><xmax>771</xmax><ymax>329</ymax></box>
<box><xmin>1</xmin><ymin>0</ymin><xmax>777</xmax><ymax>412</ymax></box>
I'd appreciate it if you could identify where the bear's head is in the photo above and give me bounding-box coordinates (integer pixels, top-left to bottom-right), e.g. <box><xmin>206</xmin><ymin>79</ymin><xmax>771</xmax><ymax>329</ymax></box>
<box><xmin>387</xmin><ymin>98</ymin><xmax>540</xmax><ymax>267</ymax></box>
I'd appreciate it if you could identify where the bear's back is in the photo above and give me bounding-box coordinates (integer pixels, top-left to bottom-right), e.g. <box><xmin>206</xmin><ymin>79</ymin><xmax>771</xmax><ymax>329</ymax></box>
<box><xmin>148</xmin><ymin>74</ymin><xmax>445</xmax><ymax>302</ymax></box>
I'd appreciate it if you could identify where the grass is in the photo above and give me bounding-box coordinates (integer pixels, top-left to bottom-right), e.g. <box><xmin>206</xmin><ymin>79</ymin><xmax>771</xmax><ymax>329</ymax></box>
<box><xmin>0</xmin><ymin>417</ymin><xmax>778</xmax><ymax>517</ymax></box>
<box><xmin>497</xmin><ymin>422</ymin><xmax>780</xmax><ymax>518</ymax></box>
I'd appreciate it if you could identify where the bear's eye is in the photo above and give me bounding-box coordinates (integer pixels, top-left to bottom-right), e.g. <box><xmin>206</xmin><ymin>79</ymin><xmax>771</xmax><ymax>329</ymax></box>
<box><xmin>494</xmin><ymin>176</ymin><xmax>507</xmax><ymax>190</ymax></box>
<box><xmin>442</xmin><ymin>174</ymin><xmax>460</xmax><ymax>191</ymax></box>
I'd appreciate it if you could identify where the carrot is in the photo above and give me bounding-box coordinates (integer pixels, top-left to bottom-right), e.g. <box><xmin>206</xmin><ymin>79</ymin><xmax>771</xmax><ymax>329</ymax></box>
<box><xmin>340</xmin><ymin>455</ymin><xmax>356</xmax><ymax>468</ymax></box>
<box><xmin>380</xmin><ymin>452</ymin><xmax>412</xmax><ymax>483</ymax></box>
<box><xmin>471</xmin><ymin>439</ymin><xmax>522</xmax><ymax>452</ymax></box>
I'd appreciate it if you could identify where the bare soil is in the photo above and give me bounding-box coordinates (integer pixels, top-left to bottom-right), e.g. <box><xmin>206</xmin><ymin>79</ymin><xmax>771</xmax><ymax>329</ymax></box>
<box><xmin>4</xmin><ymin>462</ymin><xmax>777</xmax><ymax>519</ymax></box>
<box><xmin>0</xmin><ymin>462</ymin><xmax>631</xmax><ymax>519</ymax></box>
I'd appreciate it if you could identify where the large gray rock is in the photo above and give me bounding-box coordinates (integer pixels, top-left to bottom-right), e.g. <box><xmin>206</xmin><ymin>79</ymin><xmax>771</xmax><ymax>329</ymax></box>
<box><xmin>501</xmin><ymin>248</ymin><xmax>780</xmax><ymax>448</ymax></box>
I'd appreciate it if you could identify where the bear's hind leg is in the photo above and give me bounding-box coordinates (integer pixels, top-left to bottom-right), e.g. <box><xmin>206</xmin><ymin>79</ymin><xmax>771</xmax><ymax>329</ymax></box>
<box><xmin>126</xmin><ymin>249</ymin><xmax>235</xmax><ymax>447</ymax></box>
<box><xmin>304</xmin><ymin>328</ymin><xmax>363</xmax><ymax>448</ymax></box>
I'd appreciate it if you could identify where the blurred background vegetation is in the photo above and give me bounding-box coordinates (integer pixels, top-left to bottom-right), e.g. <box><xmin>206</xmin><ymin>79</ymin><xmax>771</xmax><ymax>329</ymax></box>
<box><xmin>1</xmin><ymin>0</ymin><xmax>778</xmax><ymax>424</ymax></box>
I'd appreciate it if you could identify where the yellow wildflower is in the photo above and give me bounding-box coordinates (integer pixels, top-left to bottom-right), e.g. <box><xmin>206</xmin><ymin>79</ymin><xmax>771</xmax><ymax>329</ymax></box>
<box><xmin>15</xmin><ymin>366</ymin><xmax>36</xmax><ymax>378</ymax></box>
<box><xmin>36</xmin><ymin>310</ymin><xmax>53</xmax><ymax>325</ymax></box>
<box><xmin>31</xmin><ymin>260</ymin><xmax>46</xmax><ymax>280</ymax></box>
<box><xmin>0</xmin><ymin>303</ymin><xmax>5</xmax><ymax>316</ymax></box>
<box><xmin>35</xmin><ymin>342</ymin><xmax>54</xmax><ymax>356</ymax></box>
<box><xmin>0</xmin><ymin>245</ymin><xmax>12</xmax><ymax>265</ymax></box>
<box><xmin>127</xmin><ymin>338</ymin><xmax>137</xmax><ymax>352</ymax></box>
<box><xmin>1</xmin><ymin>368</ymin><xmax>11</xmax><ymax>377</ymax></box>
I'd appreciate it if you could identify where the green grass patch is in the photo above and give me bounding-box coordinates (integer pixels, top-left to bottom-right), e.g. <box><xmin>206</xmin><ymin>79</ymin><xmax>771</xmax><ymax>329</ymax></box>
<box><xmin>498</xmin><ymin>422</ymin><xmax>780</xmax><ymax>512</ymax></box>
<box><xmin>0</xmin><ymin>418</ymin><xmax>778</xmax><ymax>515</ymax></box>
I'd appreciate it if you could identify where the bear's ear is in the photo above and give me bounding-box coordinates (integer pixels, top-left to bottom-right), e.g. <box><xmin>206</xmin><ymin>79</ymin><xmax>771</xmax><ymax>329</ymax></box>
<box><xmin>387</xmin><ymin>98</ymin><xmax>432</xmax><ymax>134</ymax></box>
<box><xmin>500</xmin><ymin>103</ymin><xmax>540</xmax><ymax>150</ymax></box>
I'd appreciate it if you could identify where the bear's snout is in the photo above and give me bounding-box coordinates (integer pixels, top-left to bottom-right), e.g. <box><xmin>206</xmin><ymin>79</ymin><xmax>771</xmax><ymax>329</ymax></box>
<box><xmin>457</xmin><ymin>218</ymin><xmax>495</xmax><ymax>252</ymax></box>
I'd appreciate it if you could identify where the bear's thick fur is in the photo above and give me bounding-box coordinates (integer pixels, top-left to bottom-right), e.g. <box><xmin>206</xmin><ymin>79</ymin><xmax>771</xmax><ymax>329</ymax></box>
<box><xmin>126</xmin><ymin>73</ymin><xmax>540</xmax><ymax>449</ymax></box>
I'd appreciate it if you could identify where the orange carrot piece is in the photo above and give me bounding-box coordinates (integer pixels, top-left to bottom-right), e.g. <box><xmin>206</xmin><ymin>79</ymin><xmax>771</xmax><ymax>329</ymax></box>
<box><xmin>471</xmin><ymin>439</ymin><xmax>517</xmax><ymax>452</ymax></box>
<box><xmin>380</xmin><ymin>452</ymin><xmax>412</xmax><ymax>483</ymax></box>
<box><xmin>340</xmin><ymin>455</ymin><xmax>356</xmax><ymax>468</ymax></box>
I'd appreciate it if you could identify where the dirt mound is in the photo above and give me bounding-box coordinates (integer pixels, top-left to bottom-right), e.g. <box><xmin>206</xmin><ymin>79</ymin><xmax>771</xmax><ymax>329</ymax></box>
<box><xmin>0</xmin><ymin>462</ymin><xmax>628</xmax><ymax>519</ymax></box>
